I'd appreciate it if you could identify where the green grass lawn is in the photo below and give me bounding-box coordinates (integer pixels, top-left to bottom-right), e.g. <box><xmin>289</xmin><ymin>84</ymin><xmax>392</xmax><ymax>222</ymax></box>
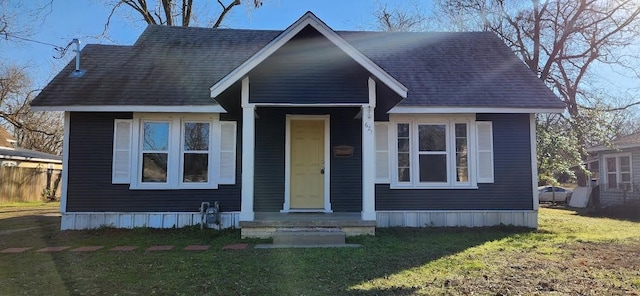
<box><xmin>1</xmin><ymin>203</ymin><xmax>639</xmax><ymax>295</ymax></box>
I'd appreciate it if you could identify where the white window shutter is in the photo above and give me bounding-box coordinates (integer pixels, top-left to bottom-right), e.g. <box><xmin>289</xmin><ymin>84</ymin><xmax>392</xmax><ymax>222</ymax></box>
<box><xmin>476</xmin><ymin>121</ymin><xmax>494</xmax><ymax>183</ymax></box>
<box><xmin>112</xmin><ymin>119</ymin><xmax>132</xmax><ymax>184</ymax></box>
<box><xmin>375</xmin><ymin>122</ymin><xmax>390</xmax><ymax>183</ymax></box>
<box><xmin>219</xmin><ymin>121</ymin><xmax>237</xmax><ymax>184</ymax></box>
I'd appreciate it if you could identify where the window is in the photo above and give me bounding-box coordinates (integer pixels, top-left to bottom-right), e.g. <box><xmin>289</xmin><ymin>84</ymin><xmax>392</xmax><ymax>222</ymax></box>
<box><xmin>397</xmin><ymin>123</ymin><xmax>411</xmax><ymax>183</ymax></box>
<box><xmin>384</xmin><ymin>115</ymin><xmax>494</xmax><ymax>189</ymax></box>
<box><xmin>141</xmin><ymin>121</ymin><xmax>170</xmax><ymax>183</ymax></box>
<box><xmin>390</xmin><ymin>117</ymin><xmax>478</xmax><ymax>188</ymax></box>
<box><xmin>182</xmin><ymin>122</ymin><xmax>210</xmax><ymax>183</ymax></box>
<box><xmin>418</xmin><ymin>124</ymin><xmax>447</xmax><ymax>183</ymax></box>
<box><xmin>111</xmin><ymin>114</ymin><xmax>237</xmax><ymax>189</ymax></box>
<box><xmin>605</xmin><ymin>153</ymin><xmax>632</xmax><ymax>191</ymax></box>
<box><xmin>455</xmin><ymin>123</ymin><xmax>469</xmax><ymax>183</ymax></box>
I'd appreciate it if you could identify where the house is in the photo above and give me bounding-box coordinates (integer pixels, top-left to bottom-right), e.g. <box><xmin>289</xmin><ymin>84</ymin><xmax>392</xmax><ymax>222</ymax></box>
<box><xmin>587</xmin><ymin>132</ymin><xmax>640</xmax><ymax>207</ymax></box>
<box><xmin>0</xmin><ymin>126</ymin><xmax>62</xmax><ymax>169</ymax></box>
<box><xmin>30</xmin><ymin>12</ymin><xmax>564</xmax><ymax>236</ymax></box>
<box><xmin>0</xmin><ymin>126</ymin><xmax>62</xmax><ymax>203</ymax></box>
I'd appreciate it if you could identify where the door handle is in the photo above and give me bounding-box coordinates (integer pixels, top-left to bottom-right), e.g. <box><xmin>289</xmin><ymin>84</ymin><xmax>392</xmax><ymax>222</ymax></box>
<box><xmin>320</xmin><ymin>168</ymin><xmax>325</xmax><ymax>174</ymax></box>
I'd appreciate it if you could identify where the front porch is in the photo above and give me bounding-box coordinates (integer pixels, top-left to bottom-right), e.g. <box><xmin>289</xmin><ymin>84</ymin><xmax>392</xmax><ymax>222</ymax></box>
<box><xmin>239</xmin><ymin>212</ymin><xmax>376</xmax><ymax>238</ymax></box>
<box><xmin>238</xmin><ymin>76</ymin><xmax>380</xmax><ymax>226</ymax></box>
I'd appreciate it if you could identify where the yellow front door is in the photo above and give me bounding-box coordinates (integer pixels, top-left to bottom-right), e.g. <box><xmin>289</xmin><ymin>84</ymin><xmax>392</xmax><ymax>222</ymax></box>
<box><xmin>290</xmin><ymin>120</ymin><xmax>325</xmax><ymax>209</ymax></box>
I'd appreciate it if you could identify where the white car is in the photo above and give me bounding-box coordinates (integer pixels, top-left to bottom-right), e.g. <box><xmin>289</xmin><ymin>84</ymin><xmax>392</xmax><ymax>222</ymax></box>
<box><xmin>538</xmin><ymin>186</ymin><xmax>572</xmax><ymax>202</ymax></box>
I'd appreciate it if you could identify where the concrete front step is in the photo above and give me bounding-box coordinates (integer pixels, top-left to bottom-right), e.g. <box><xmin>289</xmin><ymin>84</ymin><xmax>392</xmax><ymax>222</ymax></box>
<box><xmin>240</xmin><ymin>213</ymin><xmax>376</xmax><ymax>238</ymax></box>
<box><xmin>272</xmin><ymin>228</ymin><xmax>346</xmax><ymax>246</ymax></box>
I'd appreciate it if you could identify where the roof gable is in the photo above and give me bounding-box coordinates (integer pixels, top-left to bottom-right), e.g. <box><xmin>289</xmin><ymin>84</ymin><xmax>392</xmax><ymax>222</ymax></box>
<box><xmin>248</xmin><ymin>25</ymin><xmax>373</xmax><ymax>104</ymax></box>
<box><xmin>209</xmin><ymin>11</ymin><xmax>408</xmax><ymax>100</ymax></box>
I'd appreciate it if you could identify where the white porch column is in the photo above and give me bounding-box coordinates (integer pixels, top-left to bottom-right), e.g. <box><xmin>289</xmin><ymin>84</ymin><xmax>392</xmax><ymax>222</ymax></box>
<box><xmin>240</xmin><ymin>77</ymin><xmax>255</xmax><ymax>221</ymax></box>
<box><xmin>362</xmin><ymin>78</ymin><xmax>377</xmax><ymax>221</ymax></box>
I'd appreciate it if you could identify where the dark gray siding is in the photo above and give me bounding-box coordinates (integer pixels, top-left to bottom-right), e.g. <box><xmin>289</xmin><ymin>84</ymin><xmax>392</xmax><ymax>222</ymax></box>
<box><xmin>249</xmin><ymin>25</ymin><xmax>369</xmax><ymax>104</ymax></box>
<box><xmin>66</xmin><ymin>112</ymin><xmax>241</xmax><ymax>212</ymax></box>
<box><xmin>374</xmin><ymin>79</ymin><xmax>403</xmax><ymax>122</ymax></box>
<box><xmin>254</xmin><ymin>107</ymin><xmax>362</xmax><ymax>212</ymax></box>
<box><xmin>376</xmin><ymin>113</ymin><xmax>534</xmax><ymax>210</ymax></box>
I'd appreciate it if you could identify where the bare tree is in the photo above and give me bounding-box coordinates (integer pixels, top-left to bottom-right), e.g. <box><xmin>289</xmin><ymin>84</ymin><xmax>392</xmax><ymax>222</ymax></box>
<box><xmin>0</xmin><ymin>0</ymin><xmax>62</xmax><ymax>154</ymax></box>
<box><xmin>373</xmin><ymin>1</ymin><xmax>430</xmax><ymax>32</ymax></box>
<box><xmin>0</xmin><ymin>65</ymin><xmax>62</xmax><ymax>154</ymax></box>
<box><xmin>442</xmin><ymin>0</ymin><xmax>640</xmax><ymax>184</ymax></box>
<box><xmin>376</xmin><ymin>0</ymin><xmax>640</xmax><ymax>185</ymax></box>
<box><xmin>104</xmin><ymin>0</ymin><xmax>264</xmax><ymax>31</ymax></box>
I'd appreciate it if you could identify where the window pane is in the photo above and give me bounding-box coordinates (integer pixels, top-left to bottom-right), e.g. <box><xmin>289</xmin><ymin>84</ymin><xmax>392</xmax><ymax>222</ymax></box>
<box><xmin>456</xmin><ymin>138</ymin><xmax>468</xmax><ymax>153</ymax></box>
<box><xmin>607</xmin><ymin>174</ymin><xmax>617</xmax><ymax>189</ymax></box>
<box><xmin>455</xmin><ymin>123</ymin><xmax>467</xmax><ymax>137</ymax></box>
<box><xmin>398</xmin><ymin>153</ymin><xmax>410</xmax><ymax>167</ymax></box>
<box><xmin>398</xmin><ymin>168</ymin><xmax>410</xmax><ymax>182</ymax></box>
<box><xmin>143</xmin><ymin>122</ymin><xmax>169</xmax><ymax>151</ymax></box>
<box><xmin>184</xmin><ymin>123</ymin><xmax>210</xmax><ymax>151</ymax></box>
<box><xmin>397</xmin><ymin>124</ymin><xmax>409</xmax><ymax>137</ymax></box>
<box><xmin>620</xmin><ymin>156</ymin><xmax>631</xmax><ymax>171</ymax></box>
<box><xmin>606</xmin><ymin>157</ymin><xmax>616</xmax><ymax>173</ymax></box>
<box><xmin>456</xmin><ymin>156</ymin><xmax>468</xmax><ymax>182</ymax></box>
<box><xmin>418</xmin><ymin>125</ymin><xmax>446</xmax><ymax>151</ymax></box>
<box><xmin>142</xmin><ymin>153</ymin><xmax>168</xmax><ymax>182</ymax></box>
<box><xmin>419</xmin><ymin>154</ymin><xmax>447</xmax><ymax>182</ymax></box>
<box><xmin>183</xmin><ymin>153</ymin><xmax>208</xmax><ymax>183</ymax></box>
<box><xmin>397</xmin><ymin>139</ymin><xmax>410</xmax><ymax>152</ymax></box>
<box><xmin>621</xmin><ymin>173</ymin><xmax>631</xmax><ymax>182</ymax></box>
<box><xmin>397</xmin><ymin>123</ymin><xmax>411</xmax><ymax>183</ymax></box>
<box><xmin>455</xmin><ymin>123</ymin><xmax>468</xmax><ymax>183</ymax></box>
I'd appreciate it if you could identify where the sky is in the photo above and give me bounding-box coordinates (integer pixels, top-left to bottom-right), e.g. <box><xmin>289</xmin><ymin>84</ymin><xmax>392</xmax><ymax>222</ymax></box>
<box><xmin>1</xmin><ymin>0</ymin><xmax>402</xmax><ymax>88</ymax></box>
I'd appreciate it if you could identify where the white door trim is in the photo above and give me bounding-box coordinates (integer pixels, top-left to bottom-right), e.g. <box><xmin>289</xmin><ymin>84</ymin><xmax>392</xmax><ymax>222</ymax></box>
<box><xmin>283</xmin><ymin>114</ymin><xmax>332</xmax><ymax>213</ymax></box>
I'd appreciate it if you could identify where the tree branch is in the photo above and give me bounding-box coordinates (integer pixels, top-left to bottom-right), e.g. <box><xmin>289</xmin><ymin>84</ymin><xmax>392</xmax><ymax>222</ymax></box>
<box><xmin>213</xmin><ymin>0</ymin><xmax>240</xmax><ymax>28</ymax></box>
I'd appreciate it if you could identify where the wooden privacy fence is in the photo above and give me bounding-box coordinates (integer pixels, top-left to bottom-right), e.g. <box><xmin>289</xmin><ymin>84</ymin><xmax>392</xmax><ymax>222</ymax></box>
<box><xmin>0</xmin><ymin>166</ymin><xmax>62</xmax><ymax>203</ymax></box>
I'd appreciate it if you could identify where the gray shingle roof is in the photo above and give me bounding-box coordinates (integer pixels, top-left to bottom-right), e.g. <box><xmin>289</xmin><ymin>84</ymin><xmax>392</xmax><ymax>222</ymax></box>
<box><xmin>32</xmin><ymin>25</ymin><xmax>564</xmax><ymax>109</ymax></box>
<box><xmin>588</xmin><ymin>132</ymin><xmax>640</xmax><ymax>152</ymax></box>
<box><xmin>0</xmin><ymin>147</ymin><xmax>62</xmax><ymax>162</ymax></box>
<box><xmin>338</xmin><ymin>31</ymin><xmax>563</xmax><ymax>108</ymax></box>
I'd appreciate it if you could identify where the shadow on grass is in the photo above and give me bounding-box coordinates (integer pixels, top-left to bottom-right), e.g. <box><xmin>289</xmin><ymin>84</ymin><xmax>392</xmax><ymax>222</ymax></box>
<box><xmin>1</xmin><ymin>213</ymin><xmax>534</xmax><ymax>295</ymax></box>
<box><xmin>548</xmin><ymin>201</ymin><xmax>640</xmax><ymax>223</ymax></box>
<box><xmin>579</xmin><ymin>205</ymin><xmax>640</xmax><ymax>222</ymax></box>
<box><xmin>336</xmin><ymin>226</ymin><xmax>532</xmax><ymax>295</ymax></box>
<box><xmin>0</xmin><ymin>214</ymin><xmax>59</xmax><ymax>234</ymax></box>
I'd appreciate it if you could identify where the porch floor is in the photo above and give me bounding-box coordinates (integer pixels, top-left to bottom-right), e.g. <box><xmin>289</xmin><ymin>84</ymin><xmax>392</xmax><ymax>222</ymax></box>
<box><xmin>240</xmin><ymin>212</ymin><xmax>376</xmax><ymax>238</ymax></box>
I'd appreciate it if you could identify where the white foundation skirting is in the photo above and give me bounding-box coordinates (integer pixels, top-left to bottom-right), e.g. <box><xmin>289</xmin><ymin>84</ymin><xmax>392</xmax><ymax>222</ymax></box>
<box><xmin>60</xmin><ymin>212</ymin><xmax>241</xmax><ymax>230</ymax></box>
<box><xmin>376</xmin><ymin>210</ymin><xmax>538</xmax><ymax>228</ymax></box>
<box><xmin>61</xmin><ymin>210</ymin><xmax>537</xmax><ymax>230</ymax></box>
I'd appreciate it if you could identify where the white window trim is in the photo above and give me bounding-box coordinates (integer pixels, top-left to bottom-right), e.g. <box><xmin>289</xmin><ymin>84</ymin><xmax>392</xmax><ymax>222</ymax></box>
<box><xmin>130</xmin><ymin>113</ymin><xmax>221</xmax><ymax>190</ymax></box>
<box><xmin>389</xmin><ymin>114</ymin><xmax>478</xmax><ymax>189</ymax></box>
<box><xmin>603</xmin><ymin>152</ymin><xmax>633</xmax><ymax>192</ymax></box>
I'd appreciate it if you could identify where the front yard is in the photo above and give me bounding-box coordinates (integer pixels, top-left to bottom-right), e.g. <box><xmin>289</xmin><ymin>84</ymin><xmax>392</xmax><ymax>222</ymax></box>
<box><xmin>1</xmin><ymin>203</ymin><xmax>639</xmax><ymax>295</ymax></box>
